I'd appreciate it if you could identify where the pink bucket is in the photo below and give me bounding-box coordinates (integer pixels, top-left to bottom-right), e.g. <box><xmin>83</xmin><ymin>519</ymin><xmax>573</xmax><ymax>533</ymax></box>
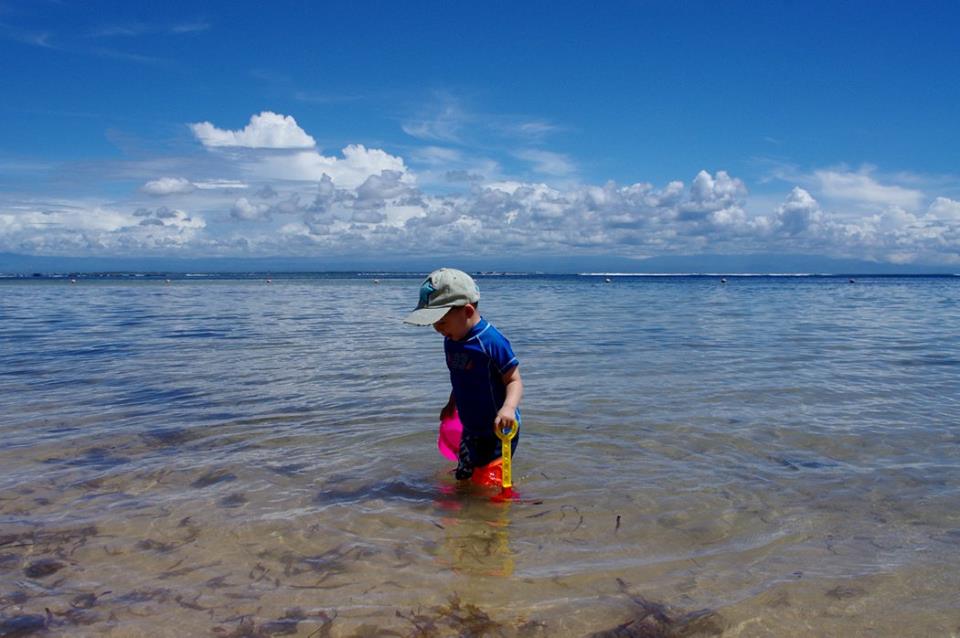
<box><xmin>437</xmin><ymin>411</ymin><xmax>462</xmax><ymax>461</ymax></box>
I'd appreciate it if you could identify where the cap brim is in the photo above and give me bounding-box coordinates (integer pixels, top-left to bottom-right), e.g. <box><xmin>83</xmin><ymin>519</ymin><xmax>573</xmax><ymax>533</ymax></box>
<box><xmin>403</xmin><ymin>306</ymin><xmax>452</xmax><ymax>326</ymax></box>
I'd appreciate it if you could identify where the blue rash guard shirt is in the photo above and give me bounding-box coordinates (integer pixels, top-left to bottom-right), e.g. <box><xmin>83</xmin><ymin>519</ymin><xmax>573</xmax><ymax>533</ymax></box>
<box><xmin>445</xmin><ymin>317</ymin><xmax>520</xmax><ymax>471</ymax></box>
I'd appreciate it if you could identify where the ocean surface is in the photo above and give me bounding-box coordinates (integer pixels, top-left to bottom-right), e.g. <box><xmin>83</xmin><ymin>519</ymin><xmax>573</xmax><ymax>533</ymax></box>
<box><xmin>1</xmin><ymin>273</ymin><xmax>958</xmax><ymax>637</ymax></box>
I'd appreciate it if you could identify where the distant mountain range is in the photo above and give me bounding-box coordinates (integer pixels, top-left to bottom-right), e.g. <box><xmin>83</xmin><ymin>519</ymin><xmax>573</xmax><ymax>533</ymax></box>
<box><xmin>0</xmin><ymin>252</ymin><xmax>956</xmax><ymax>275</ymax></box>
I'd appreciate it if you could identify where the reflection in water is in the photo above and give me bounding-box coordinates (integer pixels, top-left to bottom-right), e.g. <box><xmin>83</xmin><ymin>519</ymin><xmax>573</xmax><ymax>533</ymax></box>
<box><xmin>435</xmin><ymin>484</ymin><xmax>516</xmax><ymax>578</ymax></box>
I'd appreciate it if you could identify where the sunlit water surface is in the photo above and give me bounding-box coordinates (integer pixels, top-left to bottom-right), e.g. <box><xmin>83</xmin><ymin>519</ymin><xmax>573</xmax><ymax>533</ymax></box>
<box><xmin>1</xmin><ymin>275</ymin><xmax>959</xmax><ymax>637</ymax></box>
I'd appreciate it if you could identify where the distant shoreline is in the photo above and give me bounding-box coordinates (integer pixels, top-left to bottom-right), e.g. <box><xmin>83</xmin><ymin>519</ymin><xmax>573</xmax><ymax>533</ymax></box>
<box><xmin>2</xmin><ymin>271</ymin><xmax>957</xmax><ymax>280</ymax></box>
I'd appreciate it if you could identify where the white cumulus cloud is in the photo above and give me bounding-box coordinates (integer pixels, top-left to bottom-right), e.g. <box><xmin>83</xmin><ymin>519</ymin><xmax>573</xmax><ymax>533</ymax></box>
<box><xmin>142</xmin><ymin>177</ymin><xmax>195</xmax><ymax>195</ymax></box>
<box><xmin>0</xmin><ymin>201</ymin><xmax>205</xmax><ymax>255</ymax></box>
<box><xmin>190</xmin><ymin>111</ymin><xmax>316</xmax><ymax>149</ymax></box>
<box><xmin>773</xmin><ymin>187</ymin><xmax>823</xmax><ymax>235</ymax></box>
<box><xmin>927</xmin><ymin>197</ymin><xmax>960</xmax><ymax>221</ymax></box>
<box><xmin>252</xmin><ymin>144</ymin><xmax>410</xmax><ymax>189</ymax></box>
<box><xmin>7</xmin><ymin>130</ymin><xmax>960</xmax><ymax>266</ymax></box>
<box><xmin>230</xmin><ymin>197</ymin><xmax>271</xmax><ymax>221</ymax></box>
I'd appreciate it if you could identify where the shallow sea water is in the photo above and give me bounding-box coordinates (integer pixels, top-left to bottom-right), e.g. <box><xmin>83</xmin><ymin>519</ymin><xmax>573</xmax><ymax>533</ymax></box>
<box><xmin>1</xmin><ymin>274</ymin><xmax>959</xmax><ymax>637</ymax></box>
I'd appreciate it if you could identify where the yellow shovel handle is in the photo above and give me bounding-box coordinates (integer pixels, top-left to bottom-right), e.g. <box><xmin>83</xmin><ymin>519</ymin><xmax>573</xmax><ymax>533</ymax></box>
<box><xmin>495</xmin><ymin>419</ymin><xmax>517</xmax><ymax>489</ymax></box>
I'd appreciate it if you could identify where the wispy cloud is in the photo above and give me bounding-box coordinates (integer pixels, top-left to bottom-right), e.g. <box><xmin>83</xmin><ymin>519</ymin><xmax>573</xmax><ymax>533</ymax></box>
<box><xmin>0</xmin><ymin>158</ymin><xmax>54</xmax><ymax>173</ymax></box>
<box><xmin>814</xmin><ymin>168</ymin><xmax>923</xmax><ymax>209</ymax></box>
<box><xmin>293</xmin><ymin>91</ymin><xmax>362</xmax><ymax>105</ymax></box>
<box><xmin>88</xmin><ymin>20</ymin><xmax>210</xmax><ymax>38</ymax></box>
<box><xmin>762</xmin><ymin>161</ymin><xmax>929</xmax><ymax>211</ymax></box>
<box><xmin>401</xmin><ymin>97</ymin><xmax>466</xmax><ymax>143</ymax></box>
<box><xmin>91</xmin><ymin>46</ymin><xmax>168</xmax><ymax>66</ymax></box>
<box><xmin>87</xmin><ymin>23</ymin><xmax>149</xmax><ymax>38</ymax></box>
<box><xmin>0</xmin><ymin>21</ymin><xmax>54</xmax><ymax>47</ymax></box>
<box><xmin>170</xmin><ymin>21</ymin><xmax>210</xmax><ymax>34</ymax></box>
<box><xmin>1</xmin><ymin>19</ymin><xmax>179</xmax><ymax>65</ymax></box>
<box><xmin>493</xmin><ymin>118</ymin><xmax>563</xmax><ymax>141</ymax></box>
<box><xmin>401</xmin><ymin>94</ymin><xmax>565</xmax><ymax>148</ymax></box>
<box><xmin>515</xmin><ymin>149</ymin><xmax>576</xmax><ymax>177</ymax></box>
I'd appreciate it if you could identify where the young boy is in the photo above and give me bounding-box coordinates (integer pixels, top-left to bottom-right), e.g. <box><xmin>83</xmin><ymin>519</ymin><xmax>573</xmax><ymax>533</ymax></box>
<box><xmin>404</xmin><ymin>268</ymin><xmax>523</xmax><ymax>481</ymax></box>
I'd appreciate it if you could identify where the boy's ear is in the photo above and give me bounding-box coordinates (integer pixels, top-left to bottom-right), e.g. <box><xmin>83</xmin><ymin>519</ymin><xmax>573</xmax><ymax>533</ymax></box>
<box><xmin>464</xmin><ymin>303</ymin><xmax>476</xmax><ymax>317</ymax></box>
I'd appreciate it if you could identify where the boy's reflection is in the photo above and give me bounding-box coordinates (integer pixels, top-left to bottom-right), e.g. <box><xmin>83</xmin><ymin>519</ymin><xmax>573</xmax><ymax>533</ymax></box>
<box><xmin>434</xmin><ymin>480</ymin><xmax>515</xmax><ymax>577</ymax></box>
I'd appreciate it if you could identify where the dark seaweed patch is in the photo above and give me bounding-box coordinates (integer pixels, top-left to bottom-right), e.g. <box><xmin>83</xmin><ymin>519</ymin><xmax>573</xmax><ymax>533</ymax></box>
<box><xmin>258</xmin><ymin>608</ymin><xmax>306</xmax><ymax>635</ymax></box>
<box><xmin>584</xmin><ymin>579</ymin><xmax>723</xmax><ymax>638</ymax></box>
<box><xmin>175</xmin><ymin>593</ymin><xmax>213</xmax><ymax>611</ymax></box>
<box><xmin>112</xmin><ymin>588</ymin><xmax>175</xmax><ymax>605</ymax></box>
<box><xmin>259</xmin><ymin>544</ymin><xmax>372</xmax><ymax>579</ymax></box>
<box><xmin>219</xmin><ymin>493</ymin><xmax>248</xmax><ymax>508</ymax></box>
<box><xmin>212</xmin><ymin>608</ymin><xmax>333</xmax><ymax>637</ymax></box>
<box><xmin>204</xmin><ymin>575</ymin><xmax>235</xmax><ymax>589</ymax></box>
<box><xmin>393</xmin><ymin>594</ymin><xmax>554</xmax><ymax>636</ymax></box>
<box><xmin>69</xmin><ymin>592</ymin><xmax>103</xmax><ymax>609</ymax></box>
<box><xmin>266</xmin><ymin>463</ymin><xmax>309</xmax><ymax>477</ymax></box>
<box><xmin>158</xmin><ymin>560</ymin><xmax>221</xmax><ymax>579</ymax></box>
<box><xmin>0</xmin><ymin>591</ymin><xmax>28</xmax><ymax>606</ymax></box>
<box><xmin>396</xmin><ymin>594</ymin><xmax>504</xmax><ymax>637</ymax></box>
<box><xmin>0</xmin><ymin>526</ymin><xmax>97</xmax><ymax>553</ymax></box>
<box><xmin>135</xmin><ymin>539</ymin><xmax>179</xmax><ymax>553</ymax></box>
<box><xmin>0</xmin><ymin>613</ymin><xmax>47</xmax><ymax>636</ymax></box>
<box><xmin>825</xmin><ymin>585</ymin><xmax>864</xmax><ymax>600</ymax></box>
<box><xmin>768</xmin><ymin>456</ymin><xmax>837</xmax><ymax>471</ymax></box>
<box><xmin>23</xmin><ymin>559</ymin><xmax>65</xmax><ymax>578</ymax></box>
<box><xmin>141</xmin><ymin>427</ymin><xmax>202</xmax><ymax>448</ymax></box>
<box><xmin>45</xmin><ymin>447</ymin><xmax>130</xmax><ymax>470</ymax></box>
<box><xmin>46</xmin><ymin>606</ymin><xmax>101</xmax><ymax>628</ymax></box>
<box><xmin>191</xmin><ymin>470</ymin><xmax>238</xmax><ymax>488</ymax></box>
<box><xmin>177</xmin><ymin>516</ymin><xmax>203</xmax><ymax>544</ymax></box>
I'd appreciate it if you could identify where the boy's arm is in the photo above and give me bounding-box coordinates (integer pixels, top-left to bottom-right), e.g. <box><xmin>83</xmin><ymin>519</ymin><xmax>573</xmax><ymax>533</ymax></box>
<box><xmin>494</xmin><ymin>366</ymin><xmax>523</xmax><ymax>429</ymax></box>
<box><xmin>440</xmin><ymin>390</ymin><xmax>456</xmax><ymax>420</ymax></box>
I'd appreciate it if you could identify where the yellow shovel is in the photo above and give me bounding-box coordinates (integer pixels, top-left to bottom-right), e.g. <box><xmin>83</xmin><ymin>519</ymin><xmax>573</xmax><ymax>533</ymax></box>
<box><xmin>494</xmin><ymin>419</ymin><xmax>517</xmax><ymax>498</ymax></box>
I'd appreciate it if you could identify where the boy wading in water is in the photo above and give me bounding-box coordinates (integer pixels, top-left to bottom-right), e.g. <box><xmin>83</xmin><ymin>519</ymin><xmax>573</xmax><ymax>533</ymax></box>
<box><xmin>404</xmin><ymin>268</ymin><xmax>523</xmax><ymax>481</ymax></box>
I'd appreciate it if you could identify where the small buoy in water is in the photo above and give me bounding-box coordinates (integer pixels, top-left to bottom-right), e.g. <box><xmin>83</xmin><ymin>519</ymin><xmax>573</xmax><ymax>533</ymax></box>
<box><xmin>70</xmin><ymin>278</ymin><xmax>77</xmax><ymax>284</ymax></box>
<box><xmin>165</xmin><ymin>279</ymin><xmax>171</xmax><ymax>285</ymax></box>
<box><xmin>373</xmin><ymin>278</ymin><xmax>380</xmax><ymax>285</ymax></box>
<box><xmin>720</xmin><ymin>277</ymin><xmax>727</xmax><ymax>284</ymax></box>
<box><xmin>266</xmin><ymin>278</ymin><xmax>272</xmax><ymax>284</ymax></box>
<box><xmin>849</xmin><ymin>278</ymin><xmax>856</xmax><ymax>284</ymax></box>
<box><xmin>604</xmin><ymin>277</ymin><xmax>612</xmax><ymax>283</ymax></box>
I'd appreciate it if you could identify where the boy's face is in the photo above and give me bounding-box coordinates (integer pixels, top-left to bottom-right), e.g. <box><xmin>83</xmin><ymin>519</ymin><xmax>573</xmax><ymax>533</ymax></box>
<box><xmin>433</xmin><ymin>304</ymin><xmax>476</xmax><ymax>341</ymax></box>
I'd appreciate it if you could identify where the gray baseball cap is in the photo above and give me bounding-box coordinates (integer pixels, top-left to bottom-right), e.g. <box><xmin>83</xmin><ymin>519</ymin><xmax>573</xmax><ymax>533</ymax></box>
<box><xmin>404</xmin><ymin>268</ymin><xmax>480</xmax><ymax>326</ymax></box>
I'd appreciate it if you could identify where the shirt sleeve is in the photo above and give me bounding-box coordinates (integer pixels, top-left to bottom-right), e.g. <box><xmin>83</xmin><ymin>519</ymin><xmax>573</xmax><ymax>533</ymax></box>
<box><xmin>482</xmin><ymin>328</ymin><xmax>519</xmax><ymax>375</ymax></box>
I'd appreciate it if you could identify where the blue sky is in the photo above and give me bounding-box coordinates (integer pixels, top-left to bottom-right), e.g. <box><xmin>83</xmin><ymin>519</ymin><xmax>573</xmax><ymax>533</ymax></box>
<box><xmin>1</xmin><ymin>0</ymin><xmax>958</xmax><ymax>267</ymax></box>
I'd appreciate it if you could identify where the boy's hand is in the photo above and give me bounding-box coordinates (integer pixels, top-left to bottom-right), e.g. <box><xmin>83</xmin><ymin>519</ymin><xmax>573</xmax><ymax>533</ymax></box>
<box><xmin>440</xmin><ymin>401</ymin><xmax>456</xmax><ymax>420</ymax></box>
<box><xmin>494</xmin><ymin>407</ymin><xmax>516</xmax><ymax>431</ymax></box>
